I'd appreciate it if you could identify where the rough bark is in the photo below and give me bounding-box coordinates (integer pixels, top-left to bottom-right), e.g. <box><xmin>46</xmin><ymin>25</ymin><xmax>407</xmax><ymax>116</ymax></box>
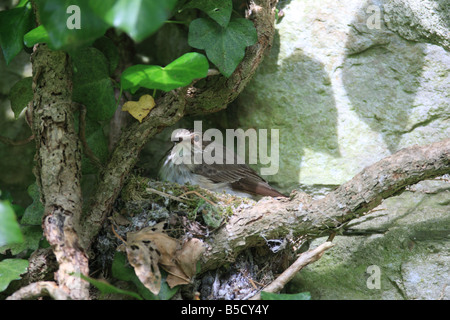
<box><xmin>200</xmin><ymin>139</ymin><xmax>450</xmax><ymax>271</ymax></box>
<box><xmin>80</xmin><ymin>0</ymin><xmax>279</xmax><ymax>250</ymax></box>
<box><xmin>6</xmin><ymin>281</ymin><xmax>69</xmax><ymax>300</ymax></box>
<box><xmin>30</xmin><ymin>44</ymin><xmax>89</xmax><ymax>299</ymax></box>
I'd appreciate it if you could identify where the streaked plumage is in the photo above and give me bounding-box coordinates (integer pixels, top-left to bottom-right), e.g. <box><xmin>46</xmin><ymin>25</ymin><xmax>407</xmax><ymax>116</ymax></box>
<box><xmin>159</xmin><ymin>129</ymin><xmax>286</xmax><ymax>199</ymax></box>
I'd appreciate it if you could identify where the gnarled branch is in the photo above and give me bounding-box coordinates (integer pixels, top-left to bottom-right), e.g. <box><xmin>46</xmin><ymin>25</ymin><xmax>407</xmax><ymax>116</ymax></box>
<box><xmin>201</xmin><ymin>139</ymin><xmax>450</xmax><ymax>271</ymax></box>
<box><xmin>7</xmin><ymin>281</ymin><xmax>69</xmax><ymax>300</ymax></box>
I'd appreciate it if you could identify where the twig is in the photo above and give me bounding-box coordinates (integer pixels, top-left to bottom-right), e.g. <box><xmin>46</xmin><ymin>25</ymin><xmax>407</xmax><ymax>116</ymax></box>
<box><xmin>111</xmin><ymin>224</ymin><xmax>127</xmax><ymax>245</ymax></box>
<box><xmin>439</xmin><ymin>283</ymin><xmax>448</xmax><ymax>300</ymax></box>
<box><xmin>145</xmin><ymin>187</ymin><xmax>186</xmax><ymax>203</ymax></box>
<box><xmin>326</xmin><ymin>232</ymin><xmax>336</xmax><ymax>242</ymax></box>
<box><xmin>0</xmin><ymin>134</ymin><xmax>34</xmax><ymax>146</ymax></box>
<box><xmin>249</xmin><ymin>241</ymin><xmax>335</xmax><ymax>300</ymax></box>
<box><xmin>180</xmin><ymin>191</ymin><xmax>217</xmax><ymax>206</ymax></box>
<box><xmin>6</xmin><ymin>281</ymin><xmax>70</xmax><ymax>300</ymax></box>
<box><xmin>248</xmin><ymin>278</ymin><xmax>259</xmax><ymax>290</ymax></box>
<box><xmin>78</xmin><ymin>103</ymin><xmax>102</xmax><ymax>169</ymax></box>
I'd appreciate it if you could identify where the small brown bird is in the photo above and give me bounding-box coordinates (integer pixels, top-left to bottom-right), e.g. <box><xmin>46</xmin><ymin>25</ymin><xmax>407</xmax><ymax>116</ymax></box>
<box><xmin>159</xmin><ymin>129</ymin><xmax>287</xmax><ymax>199</ymax></box>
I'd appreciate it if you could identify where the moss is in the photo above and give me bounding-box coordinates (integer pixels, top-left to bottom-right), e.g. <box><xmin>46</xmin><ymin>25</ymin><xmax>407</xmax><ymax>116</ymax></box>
<box><xmin>119</xmin><ymin>175</ymin><xmax>251</xmax><ymax>229</ymax></box>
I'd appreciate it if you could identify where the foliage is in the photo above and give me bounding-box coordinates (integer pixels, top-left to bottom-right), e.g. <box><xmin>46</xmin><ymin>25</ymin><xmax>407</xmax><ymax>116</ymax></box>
<box><xmin>0</xmin><ymin>201</ymin><xmax>23</xmax><ymax>247</ymax></box>
<box><xmin>34</xmin><ymin>0</ymin><xmax>109</xmax><ymax>50</ymax></box>
<box><xmin>71</xmin><ymin>46</ymin><xmax>117</xmax><ymax>121</ymax></box>
<box><xmin>0</xmin><ymin>199</ymin><xmax>29</xmax><ymax>293</ymax></box>
<box><xmin>183</xmin><ymin>0</ymin><xmax>233</xmax><ymax>27</ymax></box>
<box><xmin>111</xmin><ymin>251</ymin><xmax>178</xmax><ymax>300</ymax></box>
<box><xmin>0</xmin><ymin>0</ymin><xmax>258</xmax><ymax>298</ymax></box>
<box><xmin>77</xmin><ymin>272</ymin><xmax>143</xmax><ymax>300</ymax></box>
<box><xmin>0</xmin><ymin>259</ymin><xmax>29</xmax><ymax>292</ymax></box>
<box><xmin>0</xmin><ymin>1</ymin><xmax>33</xmax><ymax>64</ymax></box>
<box><xmin>8</xmin><ymin>77</ymin><xmax>33</xmax><ymax>119</ymax></box>
<box><xmin>121</xmin><ymin>52</ymin><xmax>209</xmax><ymax>93</ymax></box>
<box><xmin>89</xmin><ymin>0</ymin><xmax>178</xmax><ymax>42</ymax></box>
<box><xmin>188</xmin><ymin>17</ymin><xmax>257</xmax><ymax>77</ymax></box>
<box><xmin>20</xmin><ymin>184</ymin><xmax>44</xmax><ymax>226</ymax></box>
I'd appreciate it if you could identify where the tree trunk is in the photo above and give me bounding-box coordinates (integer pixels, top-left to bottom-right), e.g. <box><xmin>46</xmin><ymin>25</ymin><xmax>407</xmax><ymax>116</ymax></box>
<box><xmin>30</xmin><ymin>44</ymin><xmax>89</xmax><ymax>300</ymax></box>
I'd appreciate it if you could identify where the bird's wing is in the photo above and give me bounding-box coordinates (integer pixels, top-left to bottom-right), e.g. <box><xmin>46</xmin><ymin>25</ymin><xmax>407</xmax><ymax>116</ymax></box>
<box><xmin>193</xmin><ymin>145</ymin><xmax>286</xmax><ymax>197</ymax></box>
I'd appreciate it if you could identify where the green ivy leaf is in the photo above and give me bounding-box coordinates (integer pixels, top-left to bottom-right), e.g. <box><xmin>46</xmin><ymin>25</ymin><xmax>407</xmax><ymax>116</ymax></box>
<box><xmin>0</xmin><ymin>191</ymin><xmax>25</xmax><ymax>220</ymax></box>
<box><xmin>8</xmin><ymin>77</ymin><xmax>33</xmax><ymax>119</ymax></box>
<box><xmin>23</xmin><ymin>25</ymin><xmax>50</xmax><ymax>47</ymax></box>
<box><xmin>188</xmin><ymin>17</ymin><xmax>257</xmax><ymax>77</ymax></box>
<box><xmin>71</xmin><ymin>47</ymin><xmax>116</xmax><ymax>121</ymax></box>
<box><xmin>260</xmin><ymin>291</ymin><xmax>311</xmax><ymax>300</ymax></box>
<box><xmin>121</xmin><ymin>52</ymin><xmax>209</xmax><ymax>93</ymax></box>
<box><xmin>89</xmin><ymin>0</ymin><xmax>178</xmax><ymax>42</ymax></box>
<box><xmin>35</xmin><ymin>0</ymin><xmax>109</xmax><ymax>50</ymax></box>
<box><xmin>0</xmin><ymin>3</ymin><xmax>34</xmax><ymax>64</ymax></box>
<box><xmin>0</xmin><ymin>225</ymin><xmax>42</xmax><ymax>255</ymax></box>
<box><xmin>93</xmin><ymin>37</ymin><xmax>120</xmax><ymax>76</ymax></box>
<box><xmin>20</xmin><ymin>183</ymin><xmax>44</xmax><ymax>226</ymax></box>
<box><xmin>112</xmin><ymin>251</ymin><xmax>178</xmax><ymax>300</ymax></box>
<box><xmin>0</xmin><ymin>259</ymin><xmax>29</xmax><ymax>292</ymax></box>
<box><xmin>77</xmin><ymin>273</ymin><xmax>143</xmax><ymax>300</ymax></box>
<box><xmin>183</xmin><ymin>0</ymin><xmax>232</xmax><ymax>27</ymax></box>
<box><xmin>0</xmin><ymin>201</ymin><xmax>23</xmax><ymax>247</ymax></box>
<box><xmin>16</xmin><ymin>0</ymin><xmax>30</xmax><ymax>8</ymax></box>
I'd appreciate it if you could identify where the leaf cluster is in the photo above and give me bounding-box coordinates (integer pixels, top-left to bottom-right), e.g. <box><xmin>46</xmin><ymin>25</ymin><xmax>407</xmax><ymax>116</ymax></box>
<box><xmin>0</xmin><ymin>0</ymin><xmax>258</xmax><ymax>299</ymax></box>
<box><xmin>0</xmin><ymin>188</ymin><xmax>44</xmax><ymax>294</ymax></box>
<box><xmin>2</xmin><ymin>0</ymin><xmax>258</xmax><ymax>174</ymax></box>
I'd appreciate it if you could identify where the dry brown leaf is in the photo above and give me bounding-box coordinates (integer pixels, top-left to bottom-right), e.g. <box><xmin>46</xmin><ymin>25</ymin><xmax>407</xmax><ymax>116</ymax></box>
<box><xmin>176</xmin><ymin>238</ymin><xmax>206</xmax><ymax>278</ymax></box>
<box><xmin>123</xmin><ymin>225</ymin><xmax>206</xmax><ymax>293</ymax></box>
<box><xmin>121</xmin><ymin>94</ymin><xmax>155</xmax><ymax>123</ymax></box>
<box><xmin>127</xmin><ymin>226</ymin><xmax>178</xmax><ymax>266</ymax></box>
<box><xmin>163</xmin><ymin>238</ymin><xmax>206</xmax><ymax>288</ymax></box>
<box><xmin>125</xmin><ymin>241</ymin><xmax>161</xmax><ymax>295</ymax></box>
<box><xmin>162</xmin><ymin>264</ymin><xmax>191</xmax><ymax>288</ymax></box>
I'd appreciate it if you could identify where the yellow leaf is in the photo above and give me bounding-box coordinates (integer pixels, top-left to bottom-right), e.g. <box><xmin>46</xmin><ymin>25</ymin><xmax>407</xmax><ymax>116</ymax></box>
<box><xmin>122</xmin><ymin>94</ymin><xmax>156</xmax><ymax>123</ymax></box>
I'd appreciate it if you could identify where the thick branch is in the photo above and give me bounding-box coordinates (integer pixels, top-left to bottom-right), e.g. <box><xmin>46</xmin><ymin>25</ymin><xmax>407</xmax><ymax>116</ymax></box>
<box><xmin>7</xmin><ymin>281</ymin><xmax>69</xmax><ymax>300</ymax></box>
<box><xmin>31</xmin><ymin>44</ymin><xmax>89</xmax><ymax>299</ymax></box>
<box><xmin>80</xmin><ymin>0</ymin><xmax>279</xmax><ymax>249</ymax></box>
<box><xmin>201</xmin><ymin>139</ymin><xmax>450</xmax><ymax>271</ymax></box>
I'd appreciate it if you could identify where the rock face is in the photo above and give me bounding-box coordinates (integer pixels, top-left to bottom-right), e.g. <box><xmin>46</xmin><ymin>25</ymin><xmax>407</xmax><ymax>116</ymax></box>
<box><xmin>384</xmin><ymin>0</ymin><xmax>450</xmax><ymax>50</ymax></box>
<box><xmin>288</xmin><ymin>179</ymin><xmax>450</xmax><ymax>300</ymax></box>
<box><xmin>229</xmin><ymin>0</ymin><xmax>449</xmax><ymax>193</ymax></box>
<box><xmin>225</xmin><ymin>0</ymin><xmax>449</xmax><ymax>299</ymax></box>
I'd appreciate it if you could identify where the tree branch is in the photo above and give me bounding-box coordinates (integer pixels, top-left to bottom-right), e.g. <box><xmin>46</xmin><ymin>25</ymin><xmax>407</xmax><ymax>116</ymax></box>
<box><xmin>6</xmin><ymin>281</ymin><xmax>69</xmax><ymax>300</ymax></box>
<box><xmin>30</xmin><ymin>44</ymin><xmax>89</xmax><ymax>299</ymax></box>
<box><xmin>201</xmin><ymin>139</ymin><xmax>450</xmax><ymax>271</ymax></box>
<box><xmin>0</xmin><ymin>134</ymin><xmax>34</xmax><ymax>146</ymax></box>
<box><xmin>80</xmin><ymin>0</ymin><xmax>279</xmax><ymax>250</ymax></box>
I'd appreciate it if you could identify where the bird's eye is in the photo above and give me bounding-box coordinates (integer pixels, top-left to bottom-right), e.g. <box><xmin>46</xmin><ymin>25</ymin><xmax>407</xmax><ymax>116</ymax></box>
<box><xmin>194</xmin><ymin>134</ymin><xmax>200</xmax><ymax>142</ymax></box>
<box><xmin>171</xmin><ymin>136</ymin><xmax>180</xmax><ymax>144</ymax></box>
